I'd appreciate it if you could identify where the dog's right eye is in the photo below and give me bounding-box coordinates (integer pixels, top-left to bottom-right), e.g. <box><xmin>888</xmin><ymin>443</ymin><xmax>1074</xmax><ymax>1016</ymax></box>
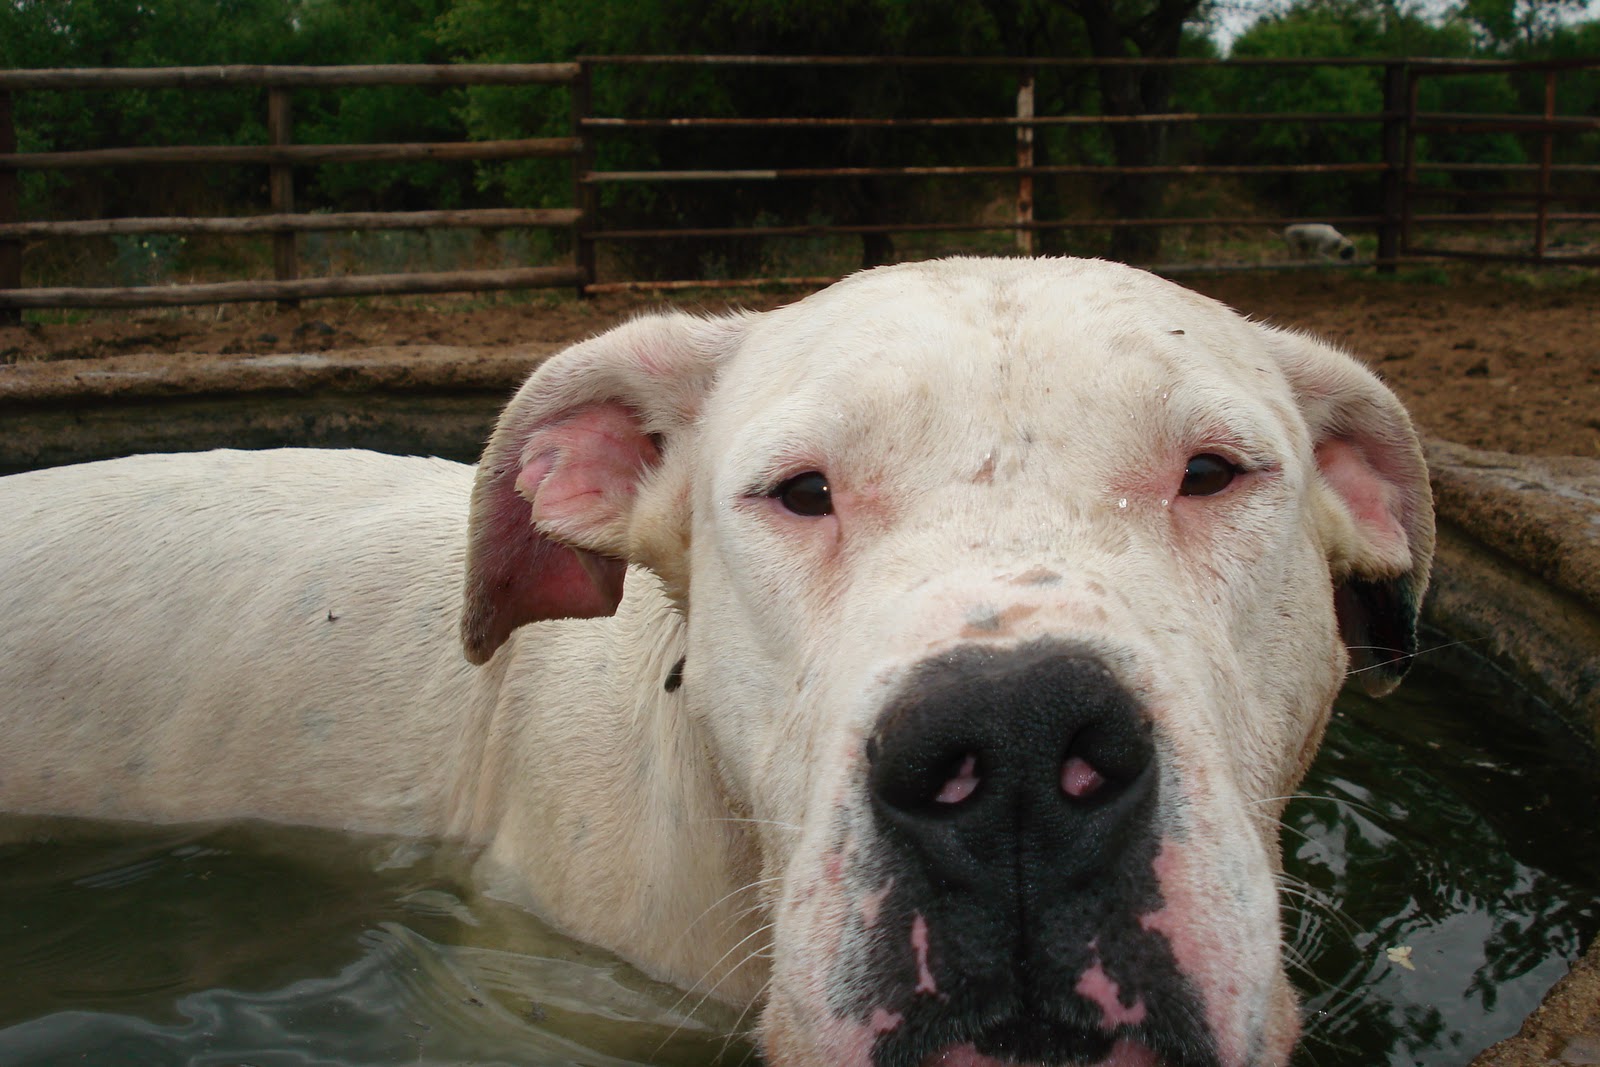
<box><xmin>771</xmin><ymin>471</ymin><xmax>833</xmax><ymax>516</ymax></box>
<box><xmin>1180</xmin><ymin>453</ymin><xmax>1239</xmax><ymax>497</ymax></box>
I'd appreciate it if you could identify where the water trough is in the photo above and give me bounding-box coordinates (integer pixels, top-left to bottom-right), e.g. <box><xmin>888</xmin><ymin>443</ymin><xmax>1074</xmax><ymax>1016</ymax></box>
<box><xmin>1</xmin><ymin>345</ymin><xmax>1596</xmax><ymax>1066</ymax></box>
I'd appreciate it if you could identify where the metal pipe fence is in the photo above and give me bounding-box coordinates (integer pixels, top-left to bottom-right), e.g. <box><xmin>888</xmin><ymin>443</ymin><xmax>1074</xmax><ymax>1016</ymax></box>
<box><xmin>0</xmin><ymin>54</ymin><xmax>1595</xmax><ymax>319</ymax></box>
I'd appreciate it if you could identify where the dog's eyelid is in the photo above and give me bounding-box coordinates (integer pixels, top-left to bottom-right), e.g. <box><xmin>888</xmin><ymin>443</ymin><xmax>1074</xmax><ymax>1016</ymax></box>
<box><xmin>768</xmin><ymin>470</ymin><xmax>833</xmax><ymax>517</ymax></box>
<box><xmin>1188</xmin><ymin>437</ymin><xmax>1275</xmax><ymax>472</ymax></box>
<box><xmin>1179</xmin><ymin>452</ymin><xmax>1257</xmax><ymax>498</ymax></box>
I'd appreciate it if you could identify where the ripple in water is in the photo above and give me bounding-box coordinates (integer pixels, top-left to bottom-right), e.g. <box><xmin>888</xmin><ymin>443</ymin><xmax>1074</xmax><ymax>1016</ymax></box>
<box><xmin>0</xmin><ymin>640</ymin><xmax>1594</xmax><ymax>1067</ymax></box>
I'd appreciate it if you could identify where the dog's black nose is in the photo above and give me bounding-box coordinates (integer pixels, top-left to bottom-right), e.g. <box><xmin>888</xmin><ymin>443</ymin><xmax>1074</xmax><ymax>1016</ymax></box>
<box><xmin>858</xmin><ymin>645</ymin><xmax>1210</xmax><ymax>1067</ymax></box>
<box><xmin>867</xmin><ymin>640</ymin><xmax>1154</xmax><ymax>894</ymax></box>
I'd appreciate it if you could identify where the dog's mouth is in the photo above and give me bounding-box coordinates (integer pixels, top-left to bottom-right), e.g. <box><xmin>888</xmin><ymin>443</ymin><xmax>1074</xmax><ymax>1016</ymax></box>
<box><xmin>917</xmin><ymin>1039</ymin><xmax>1161</xmax><ymax>1067</ymax></box>
<box><xmin>876</xmin><ymin>1017</ymin><xmax>1176</xmax><ymax>1067</ymax></box>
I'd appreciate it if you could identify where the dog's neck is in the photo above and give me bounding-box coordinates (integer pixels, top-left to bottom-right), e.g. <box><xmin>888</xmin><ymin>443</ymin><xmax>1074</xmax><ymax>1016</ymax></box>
<box><xmin>467</xmin><ymin>571</ymin><xmax>770</xmax><ymax>1009</ymax></box>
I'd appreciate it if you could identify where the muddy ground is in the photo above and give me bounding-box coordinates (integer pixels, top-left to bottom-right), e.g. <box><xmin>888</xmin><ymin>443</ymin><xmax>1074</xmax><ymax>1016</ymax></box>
<box><xmin>3</xmin><ymin>269</ymin><xmax>1597</xmax><ymax>458</ymax></box>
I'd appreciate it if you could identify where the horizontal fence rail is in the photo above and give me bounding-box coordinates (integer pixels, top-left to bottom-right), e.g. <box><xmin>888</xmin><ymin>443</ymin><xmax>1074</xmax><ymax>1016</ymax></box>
<box><xmin>591</xmin><ymin>215</ymin><xmax>1393</xmax><ymax>240</ymax></box>
<box><xmin>0</xmin><ymin>139</ymin><xmax>581</xmax><ymax>170</ymax></box>
<box><xmin>585</xmin><ymin>163</ymin><xmax>1395</xmax><ymax>183</ymax></box>
<box><xmin>0</xmin><ymin>63</ymin><xmax>586</xmax><ymax>317</ymax></box>
<box><xmin>0</xmin><ymin>64</ymin><xmax>581</xmax><ymax>90</ymax></box>
<box><xmin>579</xmin><ymin>54</ymin><xmax>1578</xmax><ymax>69</ymax></box>
<box><xmin>582</xmin><ymin>112</ymin><xmax>1403</xmax><ymax>129</ymax></box>
<box><xmin>1</xmin><ymin>55</ymin><xmax>1596</xmax><ymax>316</ymax></box>
<box><xmin>0</xmin><ymin>266</ymin><xmax>585</xmax><ymax>309</ymax></box>
<box><xmin>569</xmin><ymin>54</ymin><xmax>1599</xmax><ymax>288</ymax></box>
<box><xmin>1401</xmin><ymin>60</ymin><xmax>1600</xmax><ymax>265</ymax></box>
<box><xmin>0</xmin><ymin>209</ymin><xmax>582</xmax><ymax>240</ymax></box>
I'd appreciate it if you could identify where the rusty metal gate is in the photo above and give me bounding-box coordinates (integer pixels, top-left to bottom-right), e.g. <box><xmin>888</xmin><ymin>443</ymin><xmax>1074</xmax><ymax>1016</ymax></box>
<box><xmin>1401</xmin><ymin>56</ymin><xmax>1600</xmax><ymax>267</ymax></box>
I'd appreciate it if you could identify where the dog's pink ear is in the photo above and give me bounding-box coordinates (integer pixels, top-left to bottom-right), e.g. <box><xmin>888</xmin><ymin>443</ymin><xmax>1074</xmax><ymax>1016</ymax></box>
<box><xmin>1267</xmin><ymin>328</ymin><xmax>1435</xmax><ymax>696</ymax></box>
<box><xmin>461</xmin><ymin>312</ymin><xmax>746</xmax><ymax>664</ymax></box>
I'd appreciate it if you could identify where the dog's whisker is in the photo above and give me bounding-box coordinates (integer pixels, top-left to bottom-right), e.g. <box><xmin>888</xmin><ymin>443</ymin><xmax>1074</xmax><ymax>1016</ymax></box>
<box><xmin>718</xmin><ymin>974</ymin><xmax>775</xmax><ymax>1064</ymax></box>
<box><xmin>668</xmin><ymin>875</ymin><xmax>780</xmax><ymax>952</ymax></box>
<box><xmin>683</xmin><ymin>936</ymin><xmax>776</xmax><ymax>1042</ymax></box>
<box><xmin>1343</xmin><ymin>635</ymin><xmax>1487</xmax><ymax>678</ymax></box>
<box><xmin>1276</xmin><ymin>871</ymin><xmax>1360</xmax><ymax>934</ymax></box>
<box><xmin>708</xmin><ymin>816</ymin><xmax>803</xmax><ymax>832</ymax></box>
<box><xmin>1277</xmin><ymin>892</ymin><xmax>1355</xmax><ymax>956</ymax></box>
<box><xmin>1261</xmin><ymin>789</ymin><xmax>1390</xmax><ymax>826</ymax></box>
<box><xmin>654</xmin><ymin>924</ymin><xmax>775</xmax><ymax>1057</ymax></box>
<box><xmin>660</xmin><ymin>920</ymin><xmax>776</xmax><ymax>1032</ymax></box>
<box><xmin>1274</xmin><ymin>821</ymin><xmax>1320</xmax><ymax>850</ymax></box>
<box><xmin>1299</xmin><ymin>965</ymin><xmax>1379</xmax><ymax>1041</ymax></box>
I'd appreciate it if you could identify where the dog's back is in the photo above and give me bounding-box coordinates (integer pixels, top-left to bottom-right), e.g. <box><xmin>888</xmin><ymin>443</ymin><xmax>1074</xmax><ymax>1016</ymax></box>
<box><xmin>0</xmin><ymin>449</ymin><xmax>489</xmax><ymax>833</ymax></box>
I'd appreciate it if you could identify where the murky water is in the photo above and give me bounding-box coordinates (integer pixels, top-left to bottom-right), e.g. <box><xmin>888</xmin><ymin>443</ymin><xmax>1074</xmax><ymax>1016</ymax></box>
<box><xmin>0</xmin><ymin>640</ymin><xmax>1595</xmax><ymax>1067</ymax></box>
<box><xmin>1287</xmin><ymin>640</ymin><xmax>1600</xmax><ymax>1066</ymax></box>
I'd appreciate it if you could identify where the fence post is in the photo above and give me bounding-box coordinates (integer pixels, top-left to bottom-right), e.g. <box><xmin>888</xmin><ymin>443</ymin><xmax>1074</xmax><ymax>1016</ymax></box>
<box><xmin>571</xmin><ymin>60</ymin><xmax>597</xmax><ymax>297</ymax></box>
<box><xmin>267</xmin><ymin>86</ymin><xmax>299</xmax><ymax>310</ymax></box>
<box><xmin>1015</xmin><ymin>66</ymin><xmax>1035</xmax><ymax>258</ymax></box>
<box><xmin>1535</xmin><ymin>69</ymin><xmax>1555</xmax><ymax>261</ymax></box>
<box><xmin>1377</xmin><ymin>61</ymin><xmax>1407</xmax><ymax>275</ymax></box>
<box><xmin>0</xmin><ymin>90</ymin><xmax>21</xmax><ymax>325</ymax></box>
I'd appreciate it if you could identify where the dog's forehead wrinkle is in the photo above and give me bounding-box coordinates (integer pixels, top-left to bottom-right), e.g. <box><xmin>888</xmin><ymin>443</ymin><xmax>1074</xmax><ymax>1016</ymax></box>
<box><xmin>715</xmin><ymin>324</ymin><xmax>1298</xmax><ymax>510</ymax></box>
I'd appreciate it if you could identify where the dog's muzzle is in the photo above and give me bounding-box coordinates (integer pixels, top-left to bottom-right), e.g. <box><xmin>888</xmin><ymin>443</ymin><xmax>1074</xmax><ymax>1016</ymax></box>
<box><xmin>853</xmin><ymin>640</ymin><xmax>1218</xmax><ymax>1067</ymax></box>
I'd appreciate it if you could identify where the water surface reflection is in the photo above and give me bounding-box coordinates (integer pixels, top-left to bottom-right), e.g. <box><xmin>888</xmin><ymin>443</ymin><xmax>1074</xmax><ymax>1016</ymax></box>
<box><xmin>1</xmin><ymin>644</ymin><xmax>1594</xmax><ymax>1067</ymax></box>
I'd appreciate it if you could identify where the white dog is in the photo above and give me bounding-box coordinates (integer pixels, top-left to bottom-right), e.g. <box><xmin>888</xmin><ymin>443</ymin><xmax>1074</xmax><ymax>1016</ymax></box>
<box><xmin>1283</xmin><ymin>223</ymin><xmax>1356</xmax><ymax>261</ymax></box>
<box><xmin>0</xmin><ymin>258</ymin><xmax>1432</xmax><ymax>1067</ymax></box>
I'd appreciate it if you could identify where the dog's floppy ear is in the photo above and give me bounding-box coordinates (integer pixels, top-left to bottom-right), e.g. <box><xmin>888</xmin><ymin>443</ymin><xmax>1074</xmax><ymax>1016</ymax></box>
<box><xmin>461</xmin><ymin>311</ymin><xmax>748</xmax><ymax>665</ymax></box>
<box><xmin>1265</xmin><ymin>326</ymin><xmax>1435</xmax><ymax>696</ymax></box>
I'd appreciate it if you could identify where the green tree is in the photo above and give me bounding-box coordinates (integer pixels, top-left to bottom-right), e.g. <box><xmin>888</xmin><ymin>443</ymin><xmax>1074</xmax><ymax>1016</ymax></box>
<box><xmin>0</xmin><ymin>0</ymin><xmax>479</xmax><ymax>219</ymax></box>
<box><xmin>291</xmin><ymin>0</ymin><xmax>472</xmax><ymax>210</ymax></box>
<box><xmin>438</xmin><ymin>0</ymin><xmax>1032</xmax><ymax>275</ymax></box>
<box><xmin>1062</xmin><ymin>0</ymin><xmax>1216</xmax><ymax>261</ymax></box>
<box><xmin>0</xmin><ymin>0</ymin><xmax>301</xmax><ymax>217</ymax></box>
<box><xmin>1215</xmin><ymin>0</ymin><xmax>1523</xmax><ymax>218</ymax></box>
<box><xmin>1457</xmin><ymin>0</ymin><xmax>1592</xmax><ymax>51</ymax></box>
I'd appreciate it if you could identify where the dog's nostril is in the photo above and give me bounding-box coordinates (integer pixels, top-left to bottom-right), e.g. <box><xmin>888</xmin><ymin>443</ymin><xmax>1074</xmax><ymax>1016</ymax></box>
<box><xmin>935</xmin><ymin>754</ymin><xmax>980</xmax><ymax>804</ymax></box>
<box><xmin>1060</xmin><ymin>754</ymin><xmax>1106</xmax><ymax>800</ymax></box>
<box><xmin>870</xmin><ymin>745</ymin><xmax>985</xmax><ymax>814</ymax></box>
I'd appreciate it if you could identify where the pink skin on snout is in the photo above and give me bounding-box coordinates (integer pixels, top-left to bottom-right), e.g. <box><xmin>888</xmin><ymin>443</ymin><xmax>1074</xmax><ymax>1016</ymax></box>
<box><xmin>1075</xmin><ymin>949</ymin><xmax>1149</xmax><ymax>1028</ymax></box>
<box><xmin>911</xmin><ymin>913</ymin><xmax>940</xmax><ymax>996</ymax></box>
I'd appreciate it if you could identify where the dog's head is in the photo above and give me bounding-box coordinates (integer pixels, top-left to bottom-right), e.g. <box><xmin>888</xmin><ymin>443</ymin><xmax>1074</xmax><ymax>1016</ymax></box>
<box><xmin>461</xmin><ymin>258</ymin><xmax>1433</xmax><ymax>1067</ymax></box>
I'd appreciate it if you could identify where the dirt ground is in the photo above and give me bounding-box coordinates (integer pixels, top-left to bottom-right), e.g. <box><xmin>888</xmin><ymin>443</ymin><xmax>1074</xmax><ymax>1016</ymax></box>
<box><xmin>3</xmin><ymin>268</ymin><xmax>1597</xmax><ymax>458</ymax></box>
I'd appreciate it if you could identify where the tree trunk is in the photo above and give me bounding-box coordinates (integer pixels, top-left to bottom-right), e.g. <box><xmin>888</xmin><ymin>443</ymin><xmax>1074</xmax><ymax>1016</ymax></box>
<box><xmin>853</xmin><ymin>176</ymin><xmax>896</xmax><ymax>269</ymax></box>
<box><xmin>1098</xmin><ymin>64</ymin><xmax>1175</xmax><ymax>263</ymax></box>
<box><xmin>1071</xmin><ymin>0</ymin><xmax>1198</xmax><ymax>264</ymax></box>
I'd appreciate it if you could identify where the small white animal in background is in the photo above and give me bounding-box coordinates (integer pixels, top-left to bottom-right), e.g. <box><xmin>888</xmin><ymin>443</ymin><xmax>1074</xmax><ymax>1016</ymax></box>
<box><xmin>1284</xmin><ymin>223</ymin><xmax>1357</xmax><ymax>261</ymax></box>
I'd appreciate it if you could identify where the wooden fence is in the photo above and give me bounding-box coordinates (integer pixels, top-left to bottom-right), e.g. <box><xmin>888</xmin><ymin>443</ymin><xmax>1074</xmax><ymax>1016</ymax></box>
<box><xmin>0</xmin><ymin>64</ymin><xmax>586</xmax><ymax>321</ymax></box>
<box><xmin>1</xmin><ymin>55</ymin><xmax>1597</xmax><ymax>320</ymax></box>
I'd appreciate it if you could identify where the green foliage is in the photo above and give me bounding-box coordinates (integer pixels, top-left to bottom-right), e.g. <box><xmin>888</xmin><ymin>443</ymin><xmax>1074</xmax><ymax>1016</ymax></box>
<box><xmin>1203</xmin><ymin>0</ymin><xmax>1541</xmax><ymax>217</ymax></box>
<box><xmin>437</xmin><ymin>0</ymin><xmax>1067</xmax><ymax>273</ymax></box>
<box><xmin>1</xmin><ymin>0</ymin><xmax>300</xmax><ymax>218</ymax></box>
<box><xmin>110</xmin><ymin>234</ymin><xmax>188</xmax><ymax>285</ymax></box>
<box><xmin>2</xmin><ymin>0</ymin><xmax>1594</xmax><ymax>278</ymax></box>
<box><xmin>1459</xmin><ymin>0</ymin><xmax>1593</xmax><ymax>51</ymax></box>
<box><xmin>291</xmin><ymin>0</ymin><xmax>472</xmax><ymax>209</ymax></box>
<box><xmin>1</xmin><ymin>0</ymin><xmax>481</xmax><ymax>219</ymax></box>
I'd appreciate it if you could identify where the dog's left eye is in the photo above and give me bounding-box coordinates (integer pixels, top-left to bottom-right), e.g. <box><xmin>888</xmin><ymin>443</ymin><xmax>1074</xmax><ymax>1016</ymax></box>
<box><xmin>1180</xmin><ymin>453</ymin><xmax>1239</xmax><ymax>497</ymax></box>
<box><xmin>771</xmin><ymin>471</ymin><xmax>833</xmax><ymax>516</ymax></box>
